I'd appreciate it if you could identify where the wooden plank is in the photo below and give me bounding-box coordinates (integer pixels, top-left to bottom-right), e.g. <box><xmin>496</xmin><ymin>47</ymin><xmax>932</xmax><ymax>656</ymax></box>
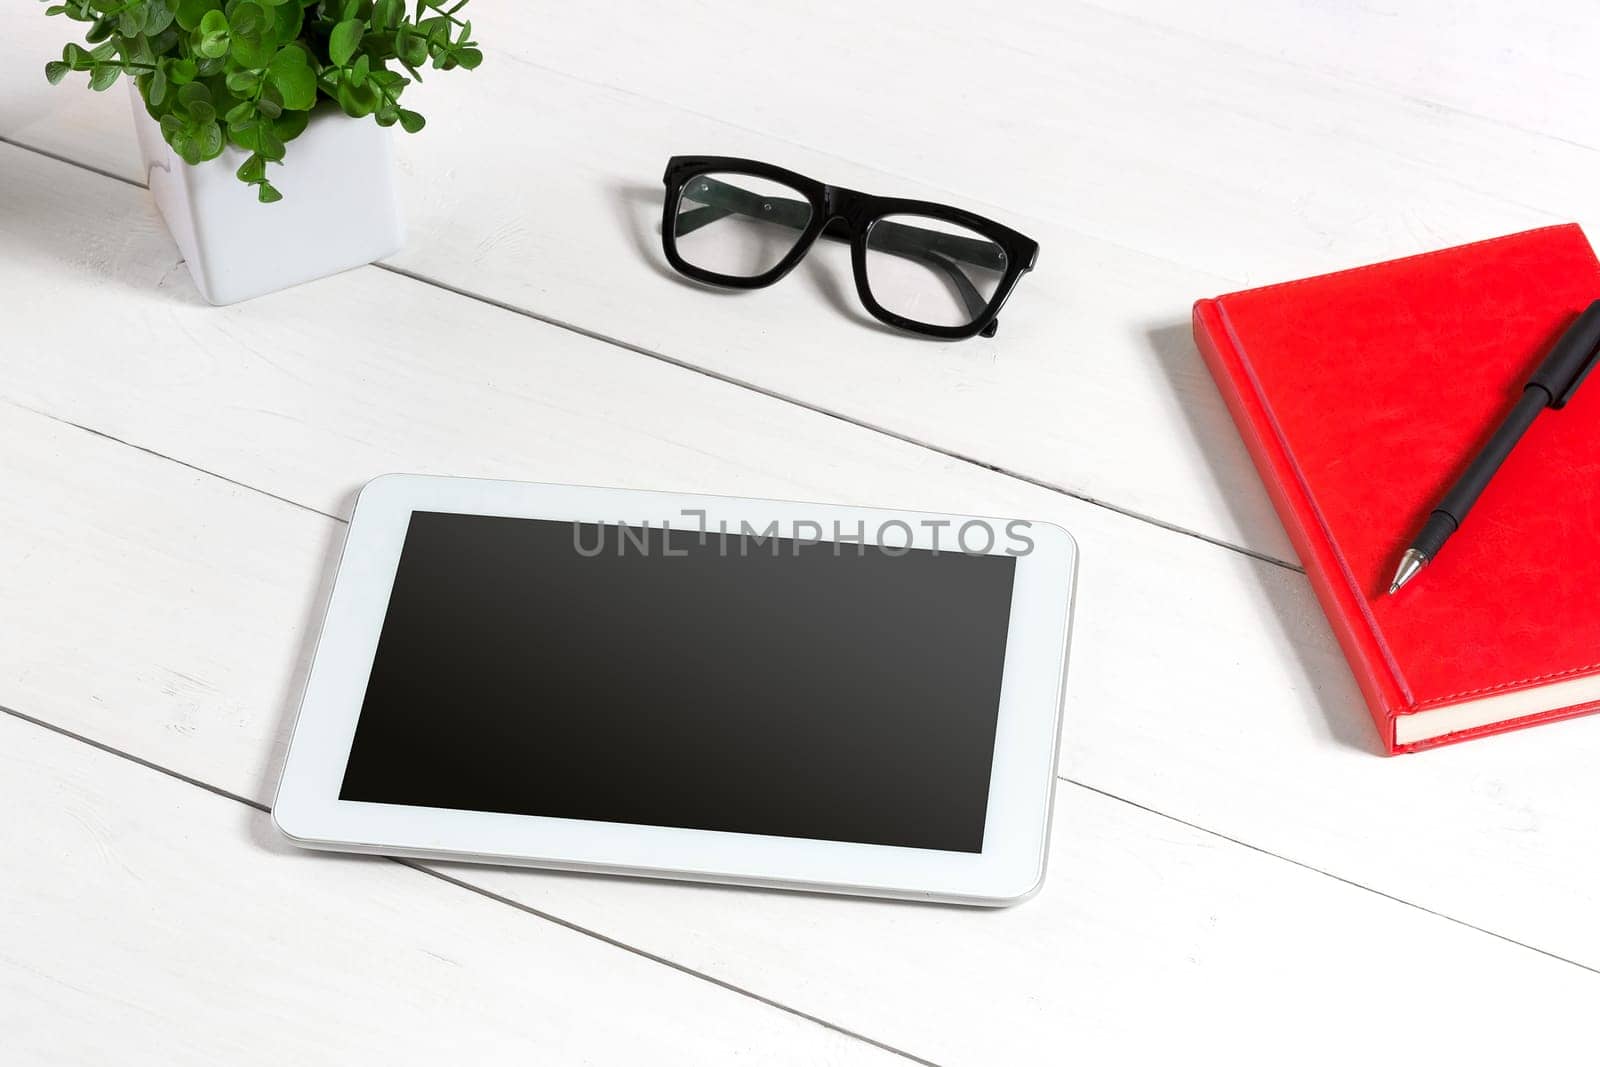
<box><xmin>5</xmin><ymin>131</ymin><xmax>1600</xmax><ymax>974</ymax></box>
<box><xmin>0</xmin><ymin>713</ymin><xmax>904</xmax><ymax>1066</ymax></box>
<box><xmin>1086</xmin><ymin>0</ymin><xmax>1600</xmax><ymax>150</ymax></box>
<box><xmin>6</xmin><ymin>131</ymin><xmax>1600</xmax><ymax>1060</ymax></box>
<box><xmin>3</xmin><ymin>403</ymin><xmax>1597</xmax><ymax>1064</ymax></box>
<box><xmin>481</xmin><ymin>0</ymin><xmax>1600</xmax><ymax>275</ymax></box>
<box><xmin>10</xmin><ymin>4</ymin><xmax>1598</xmax><ymax>561</ymax></box>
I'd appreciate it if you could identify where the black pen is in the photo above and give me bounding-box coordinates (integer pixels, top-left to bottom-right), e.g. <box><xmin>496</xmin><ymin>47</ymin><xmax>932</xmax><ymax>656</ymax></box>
<box><xmin>1390</xmin><ymin>298</ymin><xmax>1600</xmax><ymax>594</ymax></box>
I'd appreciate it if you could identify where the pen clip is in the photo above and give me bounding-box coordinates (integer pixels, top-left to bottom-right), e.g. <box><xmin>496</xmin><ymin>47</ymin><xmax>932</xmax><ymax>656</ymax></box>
<box><xmin>1555</xmin><ymin>350</ymin><xmax>1600</xmax><ymax>408</ymax></box>
<box><xmin>1532</xmin><ymin>298</ymin><xmax>1600</xmax><ymax>409</ymax></box>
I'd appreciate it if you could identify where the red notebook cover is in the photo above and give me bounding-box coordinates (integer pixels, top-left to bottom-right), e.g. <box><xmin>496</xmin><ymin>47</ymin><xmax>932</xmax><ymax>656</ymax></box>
<box><xmin>1193</xmin><ymin>224</ymin><xmax>1600</xmax><ymax>753</ymax></box>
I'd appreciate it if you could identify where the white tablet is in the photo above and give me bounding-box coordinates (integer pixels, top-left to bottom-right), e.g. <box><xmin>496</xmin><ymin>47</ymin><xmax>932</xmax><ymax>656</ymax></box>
<box><xmin>273</xmin><ymin>475</ymin><xmax>1077</xmax><ymax>905</ymax></box>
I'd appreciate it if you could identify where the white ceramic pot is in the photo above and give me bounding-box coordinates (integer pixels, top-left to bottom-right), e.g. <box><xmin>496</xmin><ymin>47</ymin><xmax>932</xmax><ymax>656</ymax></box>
<box><xmin>129</xmin><ymin>84</ymin><xmax>405</xmax><ymax>305</ymax></box>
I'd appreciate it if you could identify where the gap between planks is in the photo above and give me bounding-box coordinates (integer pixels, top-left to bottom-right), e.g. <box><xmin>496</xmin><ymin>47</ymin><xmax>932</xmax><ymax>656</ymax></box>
<box><xmin>10</xmin><ymin>134</ymin><xmax>1596</xmax><ymax>984</ymax></box>
<box><xmin>6</xmin><ymin>134</ymin><xmax>1596</xmax><ymax>980</ymax></box>
<box><xmin>0</xmin><ymin>699</ymin><xmax>941</xmax><ymax>1067</ymax></box>
<box><xmin>1</xmin><ymin>407</ymin><xmax>1594</xmax><ymax>986</ymax></box>
<box><xmin>0</xmin><ymin>130</ymin><xmax>1302</xmax><ymax>575</ymax></box>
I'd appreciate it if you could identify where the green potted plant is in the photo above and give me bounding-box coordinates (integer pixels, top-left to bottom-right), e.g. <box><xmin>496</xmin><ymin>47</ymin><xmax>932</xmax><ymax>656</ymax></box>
<box><xmin>41</xmin><ymin>0</ymin><xmax>482</xmax><ymax>304</ymax></box>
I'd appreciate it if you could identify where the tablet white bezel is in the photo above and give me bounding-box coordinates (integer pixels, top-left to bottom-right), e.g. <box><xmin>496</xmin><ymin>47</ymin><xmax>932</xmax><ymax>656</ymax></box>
<box><xmin>273</xmin><ymin>475</ymin><xmax>1076</xmax><ymax>905</ymax></box>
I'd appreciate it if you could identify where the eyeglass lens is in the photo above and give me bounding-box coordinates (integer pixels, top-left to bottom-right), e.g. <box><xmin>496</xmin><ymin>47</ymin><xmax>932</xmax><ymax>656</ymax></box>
<box><xmin>674</xmin><ymin>172</ymin><xmax>813</xmax><ymax>278</ymax></box>
<box><xmin>864</xmin><ymin>214</ymin><xmax>1006</xmax><ymax>328</ymax></box>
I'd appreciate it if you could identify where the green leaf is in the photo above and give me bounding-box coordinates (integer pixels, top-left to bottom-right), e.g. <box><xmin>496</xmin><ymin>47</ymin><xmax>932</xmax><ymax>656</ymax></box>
<box><xmin>227</xmin><ymin>117</ymin><xmax>259</xmax><ymax>151</ymax></box>
<box><xmin>329</xmin><ymin>18</ymin><xmax>363</xmax><ymax>66</ymax></box>
<box><xmin>417</xmin><ymin>15</ymin><xmax>448</xmax><ymax>43</ymax></box>
<box><xmin>144</xmin><ymin>0</ymin><xmax>177</xmax><ymax>35</ymax></box>
<box><xmin>194</xmin><ymin>26</ymin><xmax>230</xmax><ymax>59</ymax></box>
<box><xmin>44</xmin><ymin>61</ymin><xmax>70</xmax><ymax>85</ymax></box>
<box><xmin>236</xmin><ymin>152</ymin><xmax>266</xmax><ymax>183</ymax></box>
<box><xmin>397</xmin><ymin>29</ymin><xmax>427</xmax><ymax>67</ymax></box>
<box><xmin>174</xmin><ymin>0</ymin><xmax>218</xmax><ymax>31</ymax></box>
<box><xmin>128</xmin><ymin>33</ymin><xmax>157</xmax><ymax>65</ymax></box>
<box><xmin>257</xmin><ymin>124</ymin><xmax>285</xmax><ymax>161</ymax></box>
<box><xmin>224</xmin><ymin>99</ymin><xmax>254</xmax><ymax>124</ymax></box>
<box><xmin>118</xmin><ymin>2</ymin><xmax>147</xmax><ymax>36</ymax></box>
<box><xmin>231</xmin><ymin>29</ymin><xmax>273</xmax><ymax>68</ymax></box>
<box><xmin>350</xmin><ymin>52</ymin><xmax>369</xmax><ymax>87</ymax></box>
<box><xmin>148</xmin><ymin>62</ymin><xmax>168</xmax><ymax>105</ymax></box>
<box><xmin>270</xmin><ymin>0</ymin><xmax>302</xmax><ymax>44</ymax></box>
<box><xmin>266</xmin><ymin>46</ymin><xmax>315</xmax><ymax>110</ymax></box>
<box><xmin>271</xmin><ymin>108</ymin><xmax>309</xmax><ymax>143</ymax></box>
<box><xmin>195</xmin><ymin>120</ymin><xmax>225</xmax><ymax>160</ymax></box>
<box><xmin>172</xmin><ymin>125</ymin><xmax>204</xmax><ymax>165</ymax></box>
<box><xmin>228</xmin><ymin>1</ymin><xmax>265</xmax><ymax>36</ymax></box>
<box><xmin>257</xmin><ymin>181</ymin><xmax>282</xmax><ymax>204</ymax></box>
<box><xmin>256</xmin><ymin>89</ymin><xmax>282</xmax><ymax>118</ymax></box>
<box><xmin>88</xmin><ymin>63</ymin><xmax>121</xmax><ymax>91</ymax></box>
<box><xmin>455</xmin><ymin>47</ymin><xmax>482</xmax><ymax>70</ymax></box>
<box><xmin>176</xmin><ymin>84</ymin><xmax>215</xmax><ymax>124</ymax></box>
<box><xmin>224</xmin><ymin>69</ymin><xmax>259</xmax><ymax>93</ymax></box>
<box><xmin>169</xmin><ymin>56</ymin><xmax>197</xmax><ymax>84</ymax></box>
<box><xmin>335</xmin><ymin>75</ymin><xmax>379</xmax><ymax>118</ymax></box>
<box><xmin>193</xmin><ymin>6</ymin><xmax>230</xmax><ymax>56</ymax></box>
<box><xmin>397</xmin><ymin>108</ymin><xmax>424</xmax><ymax>133</ymax></box>
<box><xmin>85</xmin><ymin>17</ymin><xmax>113</xmax><ymax>43</ymax></box>
<box><xmin>368</xmin><ymin>68</ymin><xmax>406</xmax><ymax>91</ymax></box>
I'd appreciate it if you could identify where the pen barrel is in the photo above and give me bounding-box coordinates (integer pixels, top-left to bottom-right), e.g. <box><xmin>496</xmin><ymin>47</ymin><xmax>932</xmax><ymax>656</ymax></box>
<box><xmin>1412</xmin><ymin>511</ymin><xmax>1456</xmax><ymax>559</ymax></box>
<box><xmin>1434</xmin><ymin>386</ymin><xmax>1548</xmax><ymax>527</ymax></box>
<box><xmin>1531</xmin><ymin>298</ymin><xmax>1600</xmax><ymax>408</ymax></box>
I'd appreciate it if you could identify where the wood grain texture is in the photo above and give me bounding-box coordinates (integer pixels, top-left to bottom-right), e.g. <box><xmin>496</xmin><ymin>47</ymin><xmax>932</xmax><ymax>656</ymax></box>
<box><xmin>2</xmin><ymin>140</ymin><xmax>1600</xmax><ymax>1062</ymax></box>
<box><xmin>6</xmin><ymin>3</ymin><xmax>1600</xmax><ymax>1058</ymax></box>
<box><xmin>3</xmin><ymin>400</ymin><xmax>1597</xmax><ymax>1064</ymax></box>
<box><xmin>469</xmin><ymin>0</ymin><xmax>1600</xmax><ymax>276</ymax></box>
<box><xmin>1086</xmin><ymin>0</ymin><xmax>1600</xmax><ymax>150</ymax></box>
<box><xmin>0</xmin><ymin>714</ymin><xmax>903</xmax><ymax>1067</ymax></box>
<box><xmin>9</xmin><ymin>3</ymin><xmax>1597</xmax><ymax>561</ymax></box>
<box><xmin>6</xmin><ymin>124</ymin><xmax>1600</xmax><ymax>975</ymax></box>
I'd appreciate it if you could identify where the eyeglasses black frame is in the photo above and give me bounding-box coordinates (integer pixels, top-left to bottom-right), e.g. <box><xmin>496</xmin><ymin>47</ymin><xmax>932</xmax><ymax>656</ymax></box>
<box><xmin>661</xmin><ymin>155</ymin><xmax>1039</xmax><ymax>340</ymax></box>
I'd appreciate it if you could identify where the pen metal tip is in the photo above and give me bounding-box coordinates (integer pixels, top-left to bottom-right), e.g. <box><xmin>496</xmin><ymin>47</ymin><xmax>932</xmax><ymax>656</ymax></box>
<box><xmin>1388</xmin><ymin>548</ymin><xmax>1428</xmax><ymax>595</ymax></box>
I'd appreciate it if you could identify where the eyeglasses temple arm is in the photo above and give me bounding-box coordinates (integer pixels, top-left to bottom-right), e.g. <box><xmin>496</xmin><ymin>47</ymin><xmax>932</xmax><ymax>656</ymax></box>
<box><xmin>858</xmin><ymin>238</ymin><xmax>990</xmax><ymax>327</ymax></box>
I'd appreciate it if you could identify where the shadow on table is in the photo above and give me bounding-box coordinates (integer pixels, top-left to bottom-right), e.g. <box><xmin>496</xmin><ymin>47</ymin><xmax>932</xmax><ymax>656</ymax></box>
<box><xmin>421</xmin><ymin>854</ymin><xmax>991</xmax><ymax>915</ymax></box>
<box><xmin>1144</xmin><ymin>321</ymin><xmax>1378</xmax><ymax>754</ymax></box>
<box><xmin>251</xmin><ymin>483</ymin><xmax>363</xmax><ymax>819</ymax></box>
<box><xmin>0</xmin><ymin>136</ymin><xmax>206</xmax><ymax>306</ymax></box>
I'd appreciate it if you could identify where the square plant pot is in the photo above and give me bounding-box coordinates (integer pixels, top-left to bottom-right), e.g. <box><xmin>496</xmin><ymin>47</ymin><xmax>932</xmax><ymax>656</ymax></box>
<box><xmin>129</xmin><ymin>84</ymin><xmax>405</xmax><ymax>305</ymax></box>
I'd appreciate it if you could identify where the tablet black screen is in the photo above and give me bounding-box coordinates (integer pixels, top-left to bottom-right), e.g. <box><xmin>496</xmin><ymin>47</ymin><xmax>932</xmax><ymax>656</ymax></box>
<box><xmin>339</xmin><ymin>511</ymin><xmax>1018</xmax><ymax>852</ymax></box>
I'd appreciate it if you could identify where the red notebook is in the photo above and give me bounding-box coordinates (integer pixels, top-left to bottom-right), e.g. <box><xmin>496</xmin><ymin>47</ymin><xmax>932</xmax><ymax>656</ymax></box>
<box><xmin>1194</xmin><ymin>224</ymin><xmax>1600</xmax><ymax>753</ymax></box>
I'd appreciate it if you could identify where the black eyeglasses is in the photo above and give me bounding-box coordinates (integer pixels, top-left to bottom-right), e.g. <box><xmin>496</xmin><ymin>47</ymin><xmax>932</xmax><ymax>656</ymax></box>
<box><xmin>661</xmin><ymin>156</ymin><xmax>1038</xmax><ymax>340</ymax></box>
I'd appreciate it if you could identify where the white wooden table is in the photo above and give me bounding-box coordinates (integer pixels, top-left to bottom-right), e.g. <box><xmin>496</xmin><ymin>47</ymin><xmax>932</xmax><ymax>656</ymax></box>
<box><xmin>4</xmin><ymin>3</ymin><xmax>1600</xmax><ymax>1062</ymax></box>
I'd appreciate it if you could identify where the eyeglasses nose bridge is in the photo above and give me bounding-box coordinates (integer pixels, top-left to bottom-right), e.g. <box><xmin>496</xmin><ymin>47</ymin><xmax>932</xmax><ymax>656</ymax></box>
<box><xmin>817</xmin><ymin>186</ymin><xmax>879</xmax><ymax>242</ymax></box>
<box><xmin>820</xmin><ymin>215</ymin><xmax>855</xmax><ymax>242</ymax></box>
